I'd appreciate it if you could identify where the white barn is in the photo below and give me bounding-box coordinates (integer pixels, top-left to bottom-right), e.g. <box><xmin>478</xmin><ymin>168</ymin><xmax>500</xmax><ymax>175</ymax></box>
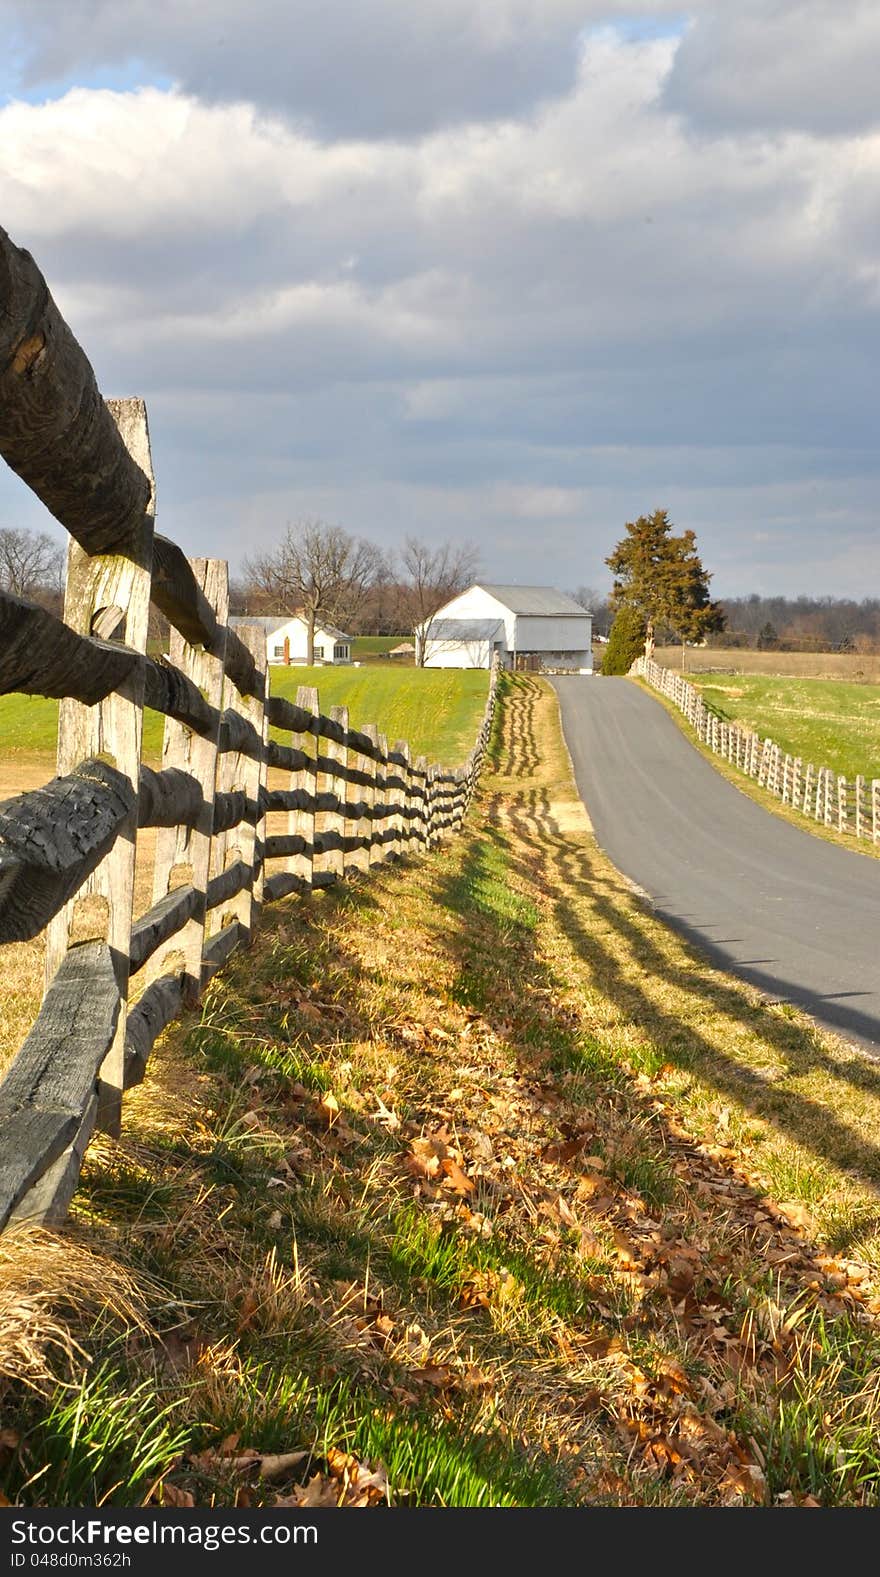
<box><xmin>229</xmin><ymin>615</ymin><xmax>352</xmax><ymax>666</ymax></box>
<box><xmin>423</xmin><ymin>585</ymin><xmax>592</xmax><ymax>673</ymax></box>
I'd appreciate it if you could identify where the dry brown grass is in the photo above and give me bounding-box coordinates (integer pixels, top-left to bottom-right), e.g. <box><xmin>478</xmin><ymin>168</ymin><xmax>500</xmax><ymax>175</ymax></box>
<box><xmin>5</xmin><ymin>676</ymin><xmax>880</xmax><ymax>1507</ymax></box>
<box><xmin>654</xmin><ymin>647</ymin><xmax>880</xmax><ymax>682</ymax></box>
<box><xmin>0</xmin><ymin>1224</ymin><xmax>148</xmax><ymax>1395</ymax></box>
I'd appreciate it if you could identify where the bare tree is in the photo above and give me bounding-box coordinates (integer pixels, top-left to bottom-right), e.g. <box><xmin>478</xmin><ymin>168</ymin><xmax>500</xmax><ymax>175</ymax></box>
<box><xmin>243</xmin><ymin>520</ymin><xmax>384</xmax><ymax>663</ymax></box>
<box><xmin>0</xmin><ymin>526</ymin><xmax>63</xmax><ymax>600</ymax></box>
<box><xmin>399</xmin><ymin>537</ymin><xmax>479</xmax><ymax>666</ymax></box>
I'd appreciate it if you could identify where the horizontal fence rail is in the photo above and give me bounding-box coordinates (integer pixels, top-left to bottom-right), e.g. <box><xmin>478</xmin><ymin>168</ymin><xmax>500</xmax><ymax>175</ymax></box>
<box><xmin>632</xmin><ymin>657</ymin><xmax>880</xmax><ymax>847</ymax></box>
<box><xmin>0</xmin><ymin>224</ymin><xmax>499</xmax><ymax>1233</ymax></box>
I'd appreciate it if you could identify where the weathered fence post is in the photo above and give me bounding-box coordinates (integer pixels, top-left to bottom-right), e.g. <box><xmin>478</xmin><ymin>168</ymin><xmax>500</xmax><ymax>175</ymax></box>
<box><xmin>209</xmin><ymin>623</ymin><xmax>268</xmax><ymax>944</ymax></box>
<box><xmin>394</xmin><ymin>740</ymin><xmax>413</xmax><ymax>857</ymax></box>
<box><xmin>347</xmin><ymin>736</ymin><xmax>373</xmax><ymax>877</ymax></box>
<box><xmin>291</xmin><ymin>684</ymin><xmax>319</xmax><ymax>890</ymax></box>
<box><xmin>362</xmin><ymin>725</ymin><xmax>385</xmax><ymax>867</ymax></box>
<box><xmin>44</xmin><ymin>398</ymin><xmax>154</xmax><ymax>1140</ymax></box>
<box><xmin>390</xmin><ymin>741</ymin><xmax>410</xmax><ymax>859</ymax></box>
<box><xmin>320</xmin><ymin>705</ymin><xmax>348</xmax><ymax>883</ymax></box>
<box><xmin>802</xmin><ymin>762</ymin><xmax>813</xmax><ymax>815</ymax></box>
<box><xmin>855</xmin><ymin>774</ymin><xmax>865</xmax><ymax>841</ymax></box>
<box><xmin>149</xmin><ymin>558</ymin><xmax>228</xmax><ymax>1002</ymax></box>
<box><xmin>413</xmin><ymin>755</ymin><xmax>430</xmax><ymax>851</ymax></box>
<box><xmin>837</xmin><ymin>775</ymin><xmax>847</xmax><ymax>835</ymax></box>
<box><xmin>427</xmin><ymin>764</ymin><xmax>442</xmax><ymax>847</ymax></box>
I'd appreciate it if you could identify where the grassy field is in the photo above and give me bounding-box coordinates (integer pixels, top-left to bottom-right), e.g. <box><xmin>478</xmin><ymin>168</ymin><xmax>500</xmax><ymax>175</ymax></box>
<box><xmin>655</xmin><ymin>646</ymin><xmax>880</xmax><ymax>683</ymax></box>
<box><xmin>4</xmin><ymin>676</ymin><xmax>880</xmax><ymax>1507</ymax></box>
<box><xmin>352</xmin><ymin>635</ymin><xmax>412</xmax><ymax>662</ymax></box>
<box><xmin>688</xmin><ymin>673</ymin><xmax>880</xmax><ymax>782</ymax></box>
<box><xmin>0</xmin><ymin>666</ymin><xmax>488</xmax><ymax>780</ymax></box>
<box><xmin>270</xmin><ymin>665</ymin><xmax>488</xmax><ymax>768</ymax></box>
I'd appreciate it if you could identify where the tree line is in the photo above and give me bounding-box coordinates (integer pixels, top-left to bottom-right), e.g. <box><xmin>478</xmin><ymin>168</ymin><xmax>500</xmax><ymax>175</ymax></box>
<box><xmin>6</xmin><ymin>514</ymin><xmax>877</xmax><ymax>666</ymax></box>
<box><xmin>702</xmin><ymin>595</ymin><xmax>880</xmax><ymax>654</ymax></box>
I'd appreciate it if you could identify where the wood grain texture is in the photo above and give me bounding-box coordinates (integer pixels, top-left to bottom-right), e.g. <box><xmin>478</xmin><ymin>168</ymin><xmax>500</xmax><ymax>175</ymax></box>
<box><xmin>0</xmin><ymin>228</ymin><xmax>152</xmax><ymax>556</ymax></box>
<box><xmin>320</xmin><ymin>706</ymin><xmax>348</xmax><ymax>880</ymax></box>
<box><xmin>138</xmin><ymin>764</ymin><xmax>203</xmax><ymax>829</ymax></box>
<box><xmin>202</xmin><ymin>919</ymin><xmax>243</xmax><ymax>981</ymax></box>
<box><xmin>286</xmin><ymin>684</ymin><xmax>319</xmax><ymax>892</ymax></box>
<box><xmin>361</xmin><ymin>725</ymin><xmax>386</xmax><ymax>867</ymax></box>
<box><xmin>209</xmin><ymin>624</ymin><xmax>268</xmax><ymax>940</ymax></box>
<box><xmin>0</xmin><ymin>758</ymin><xmax>134</xmax><ymax>943</ymax></box>
<box><xmin>44</xmin><ymin>398</ymin><xmax>154</xmax><ymax>1137</ymax></box>
<box><xmin>0</xmin><ymin>941</ymin><xmax>119</xmax><ymax>1229</ymax></box>
<box><xmin>124</xmin><ymin>974</ymin><xmax>184</xmax><ymax>1089</ymax></box>
<box><xmin>9</xmin><ymin>1093</ymin><xmax>99</xmax><ymax>1228</ymax></box>
<box><xmin>206</xmin><ymin>859</ymin><xmax>250</xmax><ymax>912</ymax></box>
<box><xmin>129</xmin><ymin>884</ymin><xmax>200</xmax><ymax>975</ymax></box>
<box><xmin>151</xmin><ymin>535</ymin><xmax>259</xmax><ymax>698</ymax></box>
<box><xmin>151</xmin><ymin>558</ymin><xmax>229</xmax><ymax>1001</ymax></box>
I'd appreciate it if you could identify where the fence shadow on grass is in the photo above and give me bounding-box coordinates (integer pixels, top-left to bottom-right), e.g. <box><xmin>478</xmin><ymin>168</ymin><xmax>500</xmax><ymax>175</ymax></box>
<box><xmin>430</xmin><ymin>675</ymin><xmax>880</xmax><ymax>1252</ymax></box>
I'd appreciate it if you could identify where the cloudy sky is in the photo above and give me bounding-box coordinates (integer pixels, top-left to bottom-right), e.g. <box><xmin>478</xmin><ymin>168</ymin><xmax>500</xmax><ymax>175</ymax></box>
<box><xmin>1</xmin><ymin>1</ymin><xmax>878</xmax><ymax>597</ymax></box>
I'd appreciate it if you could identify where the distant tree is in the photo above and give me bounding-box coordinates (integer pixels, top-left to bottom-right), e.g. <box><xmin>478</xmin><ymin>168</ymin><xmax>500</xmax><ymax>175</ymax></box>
<box><xmin>398</xmin><ymin>537</ymin><xmax>479</xmax><ymax>666</ymax></box>
<box><xmin>571</xmin><ymin>585</ymin><xmax>613</xmax><ymax>638</ymax></box>
<box><xmin>756</xmin><ymin>621</ymin><xmax>778</xmax><ymax>650</ymax></box>
<box><xmin>606</xmin><ymin>509</ymin><xmax>725</xmax><ymax>664</ymax></box>
<box><xmin>243</xmin><ymin>520</ymin><xmax>384</xmax><ymax>664</ymax></box>
<box><xmin>602</xmin><ymin>603</ymin><xmax>647</xmax><ymax>675</ymax></box>
<box><xmin>0</xmin><ymin>526</ymin><xmax>63</xmax><ymax>600</ymax></box>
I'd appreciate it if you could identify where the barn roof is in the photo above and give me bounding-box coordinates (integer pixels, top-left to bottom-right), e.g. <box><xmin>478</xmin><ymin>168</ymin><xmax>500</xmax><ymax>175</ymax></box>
<box><xmin>427</xmin><ymin>618</ymin><xmax>504</xmax><ymax>641</ymax></box>
<box><xmin>229</xmin><ymin>615</ymin><xmax>351</xmax><ymax>640</ymax></box>
<box><xmin>229</xmin><ymin>615</ymin><xmax>289</xmax><ymax>634</ymax></box>
<box><xmin>476</xmin><ymin>584</ymin><xmax>588</xmax><ymax>616</ymax></box>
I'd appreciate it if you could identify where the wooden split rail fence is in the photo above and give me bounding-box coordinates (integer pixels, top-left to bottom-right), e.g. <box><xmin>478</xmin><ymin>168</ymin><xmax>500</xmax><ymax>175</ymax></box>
<box><xmin>632</xmin><ymin>656</ymin><xmax>880</xmax><ymax>845</ymax></box>
<box><xmin>0</xmin><ymin>226</ymin><xmax>499</xmax><ymax>1234</ymax></box>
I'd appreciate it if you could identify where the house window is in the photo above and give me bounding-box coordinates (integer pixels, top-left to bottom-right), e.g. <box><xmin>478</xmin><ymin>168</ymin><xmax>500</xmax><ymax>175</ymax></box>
<box><xmin>334</xmin><ymin>643</ymin><xmax>348</xmax><ymax>660</ymax></box>
<box><xmin>314</xmin><ymin>646</ymin><xmax>325</xmax><ymax>661</ymax></box>
<box><xmin>273</xmin><ymin>644</ymin><xmax>285</xmax><ymax>658</ymax></box>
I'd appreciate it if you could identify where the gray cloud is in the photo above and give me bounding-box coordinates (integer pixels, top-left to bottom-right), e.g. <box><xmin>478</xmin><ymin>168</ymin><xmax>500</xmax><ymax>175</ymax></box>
<box><xmin>664</xmin><ymin>1</ymin><xmax>880</xmax><ymax>135</ymax></box>
<box><xmin>1</xmin><ymin>14</ymin><xmax>879</xmax><ymax>598</ymax></box>
<box><xmin>1</xmin><ymin>0</ymin><xmax>634</xmax><ymax>138</ymax></box>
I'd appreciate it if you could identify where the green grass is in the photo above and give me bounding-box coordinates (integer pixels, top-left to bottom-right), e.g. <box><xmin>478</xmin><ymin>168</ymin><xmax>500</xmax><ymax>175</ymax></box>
<box><xmin>269</xmin><ymin>665</ymin><xmax>488</xmax><ymax>767</ymax></box>
<box><xmin>0</xmin><ymin>666</ymin><xmax>488</xmax><ymax>773</ymax></box>
<box><xmin>690</xmin><ymin>673</ymin><xmax>880</xmax><ymax>781</ymax></box>
<box><xmin>12</xmin><ymin>672</ymin><xmax>880</xmax><ymax>1508</ymax></box>
<box><xmin>0</xmin><ymin>693</ymin><xmax>166</xmax><ymax>766</ymax></box>
<box><xmin>352</xmin><ymin>634</ymin><xmax>412</xmax><ymax>661</ymax></box>
<box><xmin>5</xmin><ymin>1362</ymin><xmax>191</xmax><ymax>1507</ymax></box>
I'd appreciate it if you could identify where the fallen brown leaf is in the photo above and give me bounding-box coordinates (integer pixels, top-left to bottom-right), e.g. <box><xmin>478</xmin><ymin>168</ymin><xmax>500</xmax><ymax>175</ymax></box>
<box><xmin>160</xmin><ymin>1482</ymin><xmax>195</xmax><ymax>1508</ymax></box>
<box><xmin>259</xmin><ymin>1450</ymin><xmax>309</xmax><ymax>1482</ymax></box>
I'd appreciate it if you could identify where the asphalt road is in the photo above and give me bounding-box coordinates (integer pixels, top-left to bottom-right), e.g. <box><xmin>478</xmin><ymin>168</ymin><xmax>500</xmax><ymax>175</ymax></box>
<box><xmin>551</xmin><ymin>676</ymin><xmax>880</xmax><ymax>1051</ymax></box>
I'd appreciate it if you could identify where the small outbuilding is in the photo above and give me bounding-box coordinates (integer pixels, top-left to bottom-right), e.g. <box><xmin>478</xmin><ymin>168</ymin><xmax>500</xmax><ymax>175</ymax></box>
<box><xmin>229</xmin><ymin>614</ymin><xmax>352</xmax><ymax>666</ymax></box>
<box><xmin>422</xmin><ymin>584</ymin><xmax>591</xmax><ymax>673</ymax></box>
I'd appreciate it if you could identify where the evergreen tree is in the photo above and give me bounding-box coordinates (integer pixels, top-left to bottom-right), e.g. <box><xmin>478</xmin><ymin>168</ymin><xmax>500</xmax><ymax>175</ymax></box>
<box><xmin>602</xmin><ymin>603</ymin><xmax>647</xmax><ymax>674</ymax></box>
<box><xmin>605</xmin><ymin>509</ymin><xmax>725</xmax><ymax>660</ymax></box>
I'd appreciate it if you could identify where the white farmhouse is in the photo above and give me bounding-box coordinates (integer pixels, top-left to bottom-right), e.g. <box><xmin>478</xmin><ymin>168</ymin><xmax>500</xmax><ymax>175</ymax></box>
<box><xmin>422</xmin><ymin>585</ymin><xmax>591</xmax><ymax>673</ymax></box>
<box><xmin>229</xmin><ymin>614</ymin><xmax>352</xmax><ymax>666</ymax></box>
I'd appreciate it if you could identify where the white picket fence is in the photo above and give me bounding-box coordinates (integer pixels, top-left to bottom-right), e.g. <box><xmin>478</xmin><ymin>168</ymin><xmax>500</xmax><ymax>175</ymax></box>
<box><xmin>631</xmin><ymin>657</ymin><xmax>880</xmax><ymax>846</ymax></box>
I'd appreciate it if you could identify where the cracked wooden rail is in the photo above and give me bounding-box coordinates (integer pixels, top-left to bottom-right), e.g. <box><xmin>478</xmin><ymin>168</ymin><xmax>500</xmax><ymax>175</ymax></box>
<box><xmin>0</xmin><ymin>224</ymin><xmax>501</xmax><ymax>1232</ymax></box>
